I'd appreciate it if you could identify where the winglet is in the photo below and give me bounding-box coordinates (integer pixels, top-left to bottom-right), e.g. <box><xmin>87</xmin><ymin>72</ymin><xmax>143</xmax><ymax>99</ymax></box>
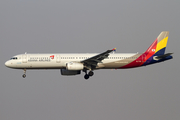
<box><xmin>112</xmin><ymin>48</ymin><xmax>116</xmax><ymax>51</ymax></box>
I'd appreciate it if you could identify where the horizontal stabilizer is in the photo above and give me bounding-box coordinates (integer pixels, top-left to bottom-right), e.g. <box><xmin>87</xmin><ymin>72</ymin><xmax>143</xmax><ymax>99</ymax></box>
<box><xmin>155</xmin><ymin>53</ymin><xmax>173</xmax><ymax>59</ymax></box>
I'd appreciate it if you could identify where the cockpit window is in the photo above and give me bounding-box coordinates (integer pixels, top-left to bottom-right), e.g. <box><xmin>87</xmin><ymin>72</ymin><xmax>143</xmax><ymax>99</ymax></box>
<box><xmin>10</xmin><ymin>57</ymin><xmax>18</xmax><ymax>60</ymax></box>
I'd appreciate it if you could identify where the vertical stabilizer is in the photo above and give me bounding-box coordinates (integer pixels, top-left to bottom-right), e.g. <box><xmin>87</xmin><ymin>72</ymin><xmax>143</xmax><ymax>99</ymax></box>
<box><xmin>155</xmin><ymin>31</ymin><xmax>169</xmax><ymax>55</ymax></box>
<box><xmin>144</xmin><ymin>31</ymin><xmax>169</xmax><ymax>57</ymax></box>
<box><xmin>142</xmin><ymin>31</ymin><xmax>169</xmax><ymax>65</ymax></box>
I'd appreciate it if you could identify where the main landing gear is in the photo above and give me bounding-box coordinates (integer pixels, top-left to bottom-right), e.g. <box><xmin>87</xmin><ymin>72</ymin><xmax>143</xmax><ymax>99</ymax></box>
<box><xmin>22</xmin><ymin>69</ymin><xmax>26</xmax><ymax>78</ymax></box>
<box><xmin>83</xmin><ymin>70</ymin><xmax>94</xmax><ymax>80</ymax></box>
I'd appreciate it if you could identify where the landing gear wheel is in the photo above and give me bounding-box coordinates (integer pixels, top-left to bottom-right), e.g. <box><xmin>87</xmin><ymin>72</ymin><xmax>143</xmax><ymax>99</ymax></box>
<box><xmin>22</xmin><ymin>69</ymin><xmax>26</xmax><ymax>78</ymax></box>
<box><xmin>84</xmin><ymin>74</ymin><xmax>89</xmax><ymax>80</ymax></box>
<box><xmin>22</xmin><ymin>74</ymin><xmax>26</xmax><ymax>78</ymax></box>
<box><xmin>88</xmin><ymin>71</ymin><xmax>94</xmax><ymax>76</ymax></box>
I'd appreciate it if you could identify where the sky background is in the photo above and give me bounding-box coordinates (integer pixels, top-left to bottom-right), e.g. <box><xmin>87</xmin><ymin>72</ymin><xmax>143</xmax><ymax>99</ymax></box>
<box><xmin>0</xmin><ymin>0</ymin><xmax>180</xmax><ymax>120</ymax></box>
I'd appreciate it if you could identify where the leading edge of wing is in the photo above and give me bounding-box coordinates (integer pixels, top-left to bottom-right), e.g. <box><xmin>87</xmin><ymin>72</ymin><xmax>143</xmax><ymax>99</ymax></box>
<box><xmin>80</xmin><ymin>48</ymin><xmax>116</xmax><ymax>66</ymax></box>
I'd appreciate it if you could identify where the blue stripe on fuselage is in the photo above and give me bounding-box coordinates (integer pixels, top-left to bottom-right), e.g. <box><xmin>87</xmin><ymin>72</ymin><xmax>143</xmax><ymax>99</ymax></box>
<box><xmin>142</xmin><ymin>48</ymin><xmax>172</xmax><ymax>66</ymax></box>
<box><xmin>142</xmin><ymin>55</ymin><xmax>172</xmax><ymax>66</ymax></box>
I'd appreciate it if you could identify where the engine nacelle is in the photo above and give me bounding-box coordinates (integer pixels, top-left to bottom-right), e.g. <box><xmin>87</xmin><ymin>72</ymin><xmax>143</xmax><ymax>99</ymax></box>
<box><xmin>66</xmin><ymin>62</ymin><xmax>84</xmax><ymax>70</ymax></box>
<box><xmin>61</xmin><ymin>69</ymin><xmax>81</xmax><ymax>76</ymax></box>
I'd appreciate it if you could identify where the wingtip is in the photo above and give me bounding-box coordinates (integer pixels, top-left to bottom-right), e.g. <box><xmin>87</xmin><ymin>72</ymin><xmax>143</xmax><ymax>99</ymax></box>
<box><xmin>112</xmin><ymin>48</ymin><xmax>116</xmax><ymax>51</ymax></box>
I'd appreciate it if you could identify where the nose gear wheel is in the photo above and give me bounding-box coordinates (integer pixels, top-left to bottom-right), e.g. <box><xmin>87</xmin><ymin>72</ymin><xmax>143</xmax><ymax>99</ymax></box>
<box><xmin>22</xmin><ymin>69</ymin><xmax>26</xmax><ymax>78</ymax></box>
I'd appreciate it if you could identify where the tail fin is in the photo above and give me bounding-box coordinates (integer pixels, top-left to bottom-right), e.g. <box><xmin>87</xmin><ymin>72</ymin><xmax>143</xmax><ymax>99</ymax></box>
<box><xmin>155</xmin><ymin>31</ymin><xmax>169</xmax><ymax>55</ymax></box>
<box><xmin>141</xmin><ymin>31</ymin><xmax>172</xmax><ymax>66</ymax></box>
<box><xmin>144</xmin><ymin>31</ymin><xmax>169</xmax><ymax>57</ymax></box>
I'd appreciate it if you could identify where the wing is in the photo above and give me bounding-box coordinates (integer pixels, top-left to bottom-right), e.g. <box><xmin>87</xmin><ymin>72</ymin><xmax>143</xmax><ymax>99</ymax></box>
<box><xmin>81</xmin><ymin>48</ymin><xmax>116</xmax><ymax>69</ymax></box>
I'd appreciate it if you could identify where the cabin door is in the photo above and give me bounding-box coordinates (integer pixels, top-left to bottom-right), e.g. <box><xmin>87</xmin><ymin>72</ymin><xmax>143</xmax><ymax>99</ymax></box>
<box><xmin>22</xmin><ymin>55</ymin><xmax>27</xmax><ymax>63</ymax></box>
<box><xmin>56</xmin><ymin>55</ymin><xmax>61</xmax><ymax>63</ymax></box>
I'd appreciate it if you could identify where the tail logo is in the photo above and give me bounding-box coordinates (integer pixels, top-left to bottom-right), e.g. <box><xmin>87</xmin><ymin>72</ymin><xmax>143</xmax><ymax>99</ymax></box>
<box><xmin>152</xmin><ymin>49</ymin><xmax>156</xmax><ymax>52</ymax></box>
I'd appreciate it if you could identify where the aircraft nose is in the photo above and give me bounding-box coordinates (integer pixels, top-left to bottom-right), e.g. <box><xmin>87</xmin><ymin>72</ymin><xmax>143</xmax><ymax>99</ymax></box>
<box><xmin>5</xmin><ymin>61</ymin><xmax>10</xmax><ymax>67</ymax></box>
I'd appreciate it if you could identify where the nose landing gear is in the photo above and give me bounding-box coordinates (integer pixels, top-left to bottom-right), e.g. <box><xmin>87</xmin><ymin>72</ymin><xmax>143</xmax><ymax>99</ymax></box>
<box><xmin>22</xmin><ymin>69</ymin><xmax>26</xmax><ymax>78</ymax></box>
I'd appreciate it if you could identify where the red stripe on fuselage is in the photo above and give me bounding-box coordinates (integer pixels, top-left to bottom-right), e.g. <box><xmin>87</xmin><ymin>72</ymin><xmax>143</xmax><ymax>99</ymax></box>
<box><xmin>119</xmin><ymin>55</ymin><xmax>143</xmax><ymax>68</ymax></box>
<box><xmin>120</xmin><ymin>39</ymin><xmax>157</xmax><ymax>68</ymax></box>
<box><xmin>143</xmin><ymin>39</ymin><xmax>157</xmax><ymax>61</ymax></box>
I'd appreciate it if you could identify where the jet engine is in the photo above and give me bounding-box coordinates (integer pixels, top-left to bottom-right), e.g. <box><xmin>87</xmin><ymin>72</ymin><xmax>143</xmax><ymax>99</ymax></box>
<box><xmin>66</xmin><ymin>62</ymin><xmax>84</xmax><ymax>70</ymax></box>
<box><xmin>61</xmin><ymin>69</ymin><xmax>81</xmax><ymax>75</ymax></box>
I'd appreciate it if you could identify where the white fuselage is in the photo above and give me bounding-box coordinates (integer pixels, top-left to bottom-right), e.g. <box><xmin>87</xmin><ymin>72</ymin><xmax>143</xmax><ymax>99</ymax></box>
<box><xmin>4</xmin><ymin>31</ymin><xmax>173</xmax><ymax>79</ymax></box>
<box><xmin>5</xmin><ymin>53</ymin><xmax>141</xmax><ymax>69</ymax></box>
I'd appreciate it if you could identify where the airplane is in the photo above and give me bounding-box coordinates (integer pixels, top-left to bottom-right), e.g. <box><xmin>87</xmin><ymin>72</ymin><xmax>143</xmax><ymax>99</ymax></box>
<box><xmin>5</xmin><ymin>31</ymin><xmax>173</xmax><ymax>79</ymax></box>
